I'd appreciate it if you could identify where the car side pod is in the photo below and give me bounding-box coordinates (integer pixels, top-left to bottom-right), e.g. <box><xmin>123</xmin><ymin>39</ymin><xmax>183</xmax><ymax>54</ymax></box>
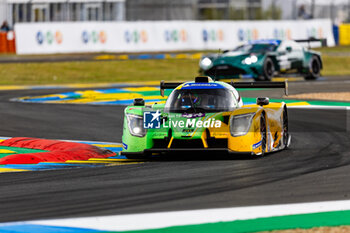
<box><xmin>256</xmin><ymin>97</ymin><xmax>269</xmax><ymax>106</ymax></box>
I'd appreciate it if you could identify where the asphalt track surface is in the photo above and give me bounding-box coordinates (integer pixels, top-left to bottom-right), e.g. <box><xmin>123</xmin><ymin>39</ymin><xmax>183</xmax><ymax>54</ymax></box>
<box><xmin>0</xmin><ymin>78</ymin><xmax>349</xmax><ymax>223</ymax></box>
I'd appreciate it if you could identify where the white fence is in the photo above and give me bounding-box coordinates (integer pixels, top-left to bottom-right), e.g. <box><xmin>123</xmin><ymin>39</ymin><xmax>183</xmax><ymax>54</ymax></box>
<box><xmin>15</xmin><ymin>19</ymin><xmax>335</xmax><ymax>54</ymax></box>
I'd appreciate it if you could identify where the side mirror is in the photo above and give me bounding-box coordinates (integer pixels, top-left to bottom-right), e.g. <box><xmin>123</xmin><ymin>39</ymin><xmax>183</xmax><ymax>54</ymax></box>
<box><xmin>133</xmin><ymin>98</ymin><xmax>145</xmax><ymax>106</ymax></box>
<box><xmin>256</xmin><ymin>97</ymin><xmax>269</xmax><ymax>106</ymax></box>
<box><xmin>286</xmin><ymin>46</ymin><xmax>292</xmax><ymax>53</ymax></box>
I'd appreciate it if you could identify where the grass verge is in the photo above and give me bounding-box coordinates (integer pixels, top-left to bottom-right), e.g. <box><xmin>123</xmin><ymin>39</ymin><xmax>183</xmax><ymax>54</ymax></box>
<box><xmin>0</xmin><ymin>59</ymin><xmax>199</xmax><ymax>85</ymax></box>
<box><xmin>0</xmin><ymin>47</ymin><xmax>350</xmax><ymax>85</ymax></box>
<box><xmin>321</xmin><ymin>56</ymin><xmax>350</xmax><ymax>76</ymax></box>
<box><xmin>313</xmin><ymin>45</ymin><xmax>350</xmax><ymax>54</ymax></box>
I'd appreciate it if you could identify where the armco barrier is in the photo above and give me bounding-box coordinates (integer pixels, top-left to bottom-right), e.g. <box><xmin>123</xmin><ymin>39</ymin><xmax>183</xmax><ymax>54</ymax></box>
<box><xmin>339</xmin><ymin>24</ymin><xmax>350</xmax><ymax>45</ymax></box>
<box><xmin>0</xmin><ymin>31</ymin><xmax>16</xmax><ymax>53</ymax></box>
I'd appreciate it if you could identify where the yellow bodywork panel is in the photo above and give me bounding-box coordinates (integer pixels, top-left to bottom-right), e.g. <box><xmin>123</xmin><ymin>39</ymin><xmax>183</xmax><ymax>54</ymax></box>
<box><xmin>208</xmin><ymin>102</ymin><xmax>285</xmax><ymax>154</ymax></box>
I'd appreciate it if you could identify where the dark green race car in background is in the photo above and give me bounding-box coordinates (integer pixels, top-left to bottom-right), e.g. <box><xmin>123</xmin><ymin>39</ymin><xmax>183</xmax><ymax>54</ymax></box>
<box><xmin>199</xmin><ymin>39</ymin><xmax>323</xmax><ymax>81</ymax></box>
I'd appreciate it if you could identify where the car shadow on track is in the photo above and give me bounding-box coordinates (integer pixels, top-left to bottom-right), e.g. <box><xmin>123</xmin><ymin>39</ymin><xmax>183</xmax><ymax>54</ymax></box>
<box><xmin>128</xmin><ymin>152</ymin><xmax>272</xmax><ymax>161</ymax></box>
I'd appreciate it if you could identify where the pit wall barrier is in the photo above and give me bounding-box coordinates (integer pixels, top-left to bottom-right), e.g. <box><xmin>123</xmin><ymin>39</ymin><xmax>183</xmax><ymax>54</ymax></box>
<box><xmin>14</xmin><ymin>19</ymin><xmax>336</xmax><ymax>55</ymax></box>
<box><xmin>0</xmin><ymin>31</ymin><xmax>16</xmax><ymax>53</ymax></box>
<box><xmin>339</xmin><ymin>24</ymin><xmax>350</xmax><ymax>45</ymax></box>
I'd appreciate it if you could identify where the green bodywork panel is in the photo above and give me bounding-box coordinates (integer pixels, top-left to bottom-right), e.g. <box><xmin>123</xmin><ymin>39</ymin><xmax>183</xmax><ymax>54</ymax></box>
<box><xmin>122</xmin><ymin>106</ymin><xmax>225</xmax><ymax>152</ymax></box>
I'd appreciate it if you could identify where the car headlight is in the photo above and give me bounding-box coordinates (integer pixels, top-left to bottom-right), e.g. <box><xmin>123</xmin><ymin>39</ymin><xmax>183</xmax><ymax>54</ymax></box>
<box><xmin>244</xmin><ymin>57</ymin><xmax>252</xmax><ymax>65</ymax></box>
<box><xmin>230</xmin><ymin>113</ymin><xmax>255</xmax><ymax>137</ymax></box>
<box><xmin>242</xmin><ymin>55</ymin><xmax>258</xmax><ymax>65</ymax></box>
<box><xmin>250</xmin><ymin>55</ymin><xmax>258</xmax><ymax>63</ymax></box>
<box><xmin>200</xmin><ymin>57</ymin><xmax>213</xmax><ymax>70</ymax></box>
<box><xmin>126</xmin><ymin>114</ymin><xmax>146</xmax><ymax>137</ymax></box>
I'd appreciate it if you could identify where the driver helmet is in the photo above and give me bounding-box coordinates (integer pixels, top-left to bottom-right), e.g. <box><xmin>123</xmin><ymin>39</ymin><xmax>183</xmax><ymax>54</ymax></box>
<box><xmin>181</xmin><ymin>93</ymin><xmax>201</xmax><ymax>109</ymax></box>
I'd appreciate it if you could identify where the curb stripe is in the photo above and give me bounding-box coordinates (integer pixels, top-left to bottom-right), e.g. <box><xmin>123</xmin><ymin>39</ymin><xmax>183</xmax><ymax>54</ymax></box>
<box><xmin>0</xmin><ymin>168</ymin><xmax>28</xmax><ymax>172</ymax></box>
<box><xmin>26</xmin><ymin>200</ymin><xmax>350</xmax><ymax>232</ymax></box>
<box><xmin>14</xmin><ymin>86</ymin><xmax>350</xmax><ymax>108</ymax></box>
<box><xmin>0</xmin><ymin>224</ymin><xmax>99</xmax><ymax>233</ymax></box>
<box><xmin>2</xmin><ymin>78</ymin><xmax>301</xmax><ymax>92</ymax></box>
<box><xmin>0</xmin><ymin>137</ymin><xmax>139</xmax><ymax>173</ymax></box>
<box><xmin>93</xmin><ymin>53</ymin><xmax>202</xmax><ymax>61</ymax></box>
<box><xmin>3</xmin><ymin>209</ymin><xmax>350</xmax><ymax>232</ymax></box>
<box><xmin>120</xmin><ymin>210</ymin><xmax>350</xmax><ymax>233</ymax></box>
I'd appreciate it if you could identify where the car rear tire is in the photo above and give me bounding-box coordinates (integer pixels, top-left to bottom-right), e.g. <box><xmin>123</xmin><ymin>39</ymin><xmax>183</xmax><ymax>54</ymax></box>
<box><xmin>260</xmin><ymin>113</ymin><xmax>267</xmax><ymax>156</ymax></box>
<box><xmin>282</xmin><ymin>107</ymin><xmax>290</xmax><ymax>149</ymax></box>
<box><xmin>123</xmin><ymin>152</ymin><xmax>147</xmax><ymax>159</ymax></box>
<box><xmin>304</xmin><ymin>56</ymin><xmax>321</xmax><ymax>80</ymax></box>
<box><xmin>257</xmin><ymin>57</ymin><xmax>275</xmax><ymax>81</ymax></box>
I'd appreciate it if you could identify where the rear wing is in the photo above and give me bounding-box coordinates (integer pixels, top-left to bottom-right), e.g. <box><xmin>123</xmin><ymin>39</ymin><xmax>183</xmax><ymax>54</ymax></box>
<box><xmin>160</xmin><ymin>80</ymin><xmax>288</xmax><ymax>97</ymax></box>
<box><xmin>295</xmin><ymin>38</ymin><xmax>327</xmax><ymax>48</ymax></box>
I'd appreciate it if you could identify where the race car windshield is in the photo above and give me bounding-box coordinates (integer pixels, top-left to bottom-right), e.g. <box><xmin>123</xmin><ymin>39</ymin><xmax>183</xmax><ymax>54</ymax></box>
<box><xmin>233</xmin><ymin>44</ymin><xmax>276</xmax><ymax>53</ymax></box>
<box><xmin>164</xmin><ymin>89</ymin><xmax>238</xmax><ymax>113</ymax></box>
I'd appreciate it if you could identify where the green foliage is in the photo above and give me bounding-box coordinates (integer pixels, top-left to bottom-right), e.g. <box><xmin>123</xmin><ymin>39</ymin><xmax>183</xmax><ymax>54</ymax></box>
<box><xmin>199</xmin><ymin>5</ymin><xmax>282</xmax><ymax>20</ymax></box>
<box><xmin>259</xmin><ymin>6</ymin><xmax>282</xmax><ymax>20</ymax></box>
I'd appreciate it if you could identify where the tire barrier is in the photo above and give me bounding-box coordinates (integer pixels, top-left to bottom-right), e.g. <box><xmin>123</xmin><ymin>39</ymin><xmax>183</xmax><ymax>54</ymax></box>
<box><xmin>0</xmin><ymin>31</ymin><xmax>16</xmax><ymax>54</ymax></box>
<box><xmin>0</xmin><ymin>137</ymin><xmax>116</xmax><ymax>164</ymax></box>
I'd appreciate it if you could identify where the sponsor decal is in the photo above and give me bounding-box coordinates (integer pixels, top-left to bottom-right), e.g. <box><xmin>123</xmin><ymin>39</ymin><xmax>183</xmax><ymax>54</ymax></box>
<box><xmin>143</xmin><ymin>110</ymin><xmax>161</xmax><ymax>129</ymax></box>
<box><xmin>238</xmin><ymin>28</ymin><xmax>259</xmax><ymax>41</ymax></box>
<box><xmin>181</xmin><ymin>83</ymin><xmax>224</xmax><ymax>89</ymax></box>
<box><xmin>273</xmin><ymin>28</ymin><xmax>292</xmax><ymax>40</ymax></box>
<box><xmin>125</xmin><ymin>30</ymin><xmax>148</xmax><ymax>43</ymax></box>
<box><xmin>36</xmin><ymin>31</ymin><xmax>63</xmax><ymax>45</ymax></box>
<box><xmin>82</xmin><ymin>30</ymin><xmax>107</xmax><ymax>44</ymax></box>
<box><xmin>252</xmin><ymin>140</ymin><xmax>262</xmax><ymax>150</ymax></box>
<box><xmin>143</xmin><ymin>111</ymin><xmax>221</xmax><ymax>129</ymax></box>
<box><xmin>122</xmin><ymin>142</ymin><xmax>128</xmax><ymax>150</ymax></box>
<box><xmin>307</xmin><ymin>27</ymin><xmax>323</xmax><ymax>39</ymax></box>
<box><xmin>182</xmin><ymin>113</ymin><xmax>205</xmax><ymax>118</ymax></box>
<box><xmin>202</xmin><ymin>29</ymin><xmax>224</xmax><ymax>42</ymax></box>
<box><xmin>164</xmin><ymin>29</ymin><xmax>187</xmax><ymax>42</ymax></box>
<box><xmin>163</xmin><ymin>118</ymin><xmax>221</xmax><ymax>128</ymax></box>
<box><xmin>182</xmin><ymin>129</ymin><xmax>194</xmax><ymax>133</ymax></box>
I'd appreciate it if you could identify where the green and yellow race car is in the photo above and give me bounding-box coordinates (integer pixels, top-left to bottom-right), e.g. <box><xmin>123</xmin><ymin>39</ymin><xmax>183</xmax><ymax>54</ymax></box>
<box><xmin>199</xmin><ymin>39</ymin><xmax>323</xmax><ymax>81</ymax></box>
<box><xmin>121</xmin><ymin>76</ymin><xmax>291</xmax><ymax>158</ymax></box>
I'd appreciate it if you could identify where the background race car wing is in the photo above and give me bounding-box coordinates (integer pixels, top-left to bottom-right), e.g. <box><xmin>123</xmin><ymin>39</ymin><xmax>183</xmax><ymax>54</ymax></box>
<box><xmin>295</xmin><ymin>38</ymin><xmax>327</xmax><ymax>48</ymax></box>
<box><xmin>229</xmin><ymin>80</ymin><xmax>288</xmax><ymax>95</ymax></box>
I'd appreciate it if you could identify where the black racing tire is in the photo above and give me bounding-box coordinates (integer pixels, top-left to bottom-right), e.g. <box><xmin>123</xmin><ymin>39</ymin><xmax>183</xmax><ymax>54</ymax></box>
<box><xmin>304</xmin><ymin>56</ymin><xmax>321</xmax><ymax>80</ymax></box>
<box><xmin>257</xmin><ymin>57</ymin><xmax>275</xmax><ymax>81</ymax></box>
<box><xmin>260</xmin><ymin>113</ymin><xmax>267</xmax><ymax>156</ymax></box>
<box><xmin>122</xmin><ymin>153</ymin><xmax>147</xmax><ymax>159</ymax></box>
<box><xmin>282</xmin><ymin>107</ymin><xmax>289</xmax><ymax>148</ymax></box>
